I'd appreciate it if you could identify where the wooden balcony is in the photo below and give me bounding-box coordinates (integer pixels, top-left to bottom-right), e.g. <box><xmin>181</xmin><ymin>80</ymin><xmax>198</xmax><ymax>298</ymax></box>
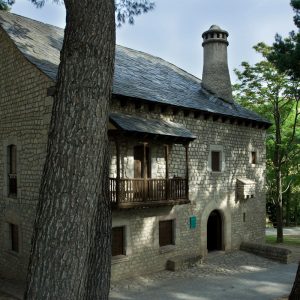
<box><xmin>110</xmin><ymin>178</ymin><xmax>190</xmax><ymax>209</ymax></box>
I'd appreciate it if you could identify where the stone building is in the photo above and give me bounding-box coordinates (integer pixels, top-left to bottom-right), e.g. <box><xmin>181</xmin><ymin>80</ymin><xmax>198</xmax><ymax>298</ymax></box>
<box><xmin>0</xmin><ymin>12</ymin><xmax>270</xmax><ymax>282</ymax></box>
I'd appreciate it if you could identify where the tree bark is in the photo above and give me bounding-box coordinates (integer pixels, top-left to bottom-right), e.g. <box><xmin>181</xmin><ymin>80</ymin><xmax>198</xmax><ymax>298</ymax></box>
<box><xmin>25</xmin><ymin>1</ymin><xmax>115</xmax><ymax>299</ymax></box>
<box><xmin>289</xmin><ymin>263</ymin><xmax>300</xmax><ymax>299</ymax></box>
<box><xmin>285</xmin><ymin>185</ymin><xmax>291</xmax><ymax>226</ymax></box>
<box><xmin>274</xmin><ymin>98</ymin><xmax>284</xmax><ymax>243</ymax></box>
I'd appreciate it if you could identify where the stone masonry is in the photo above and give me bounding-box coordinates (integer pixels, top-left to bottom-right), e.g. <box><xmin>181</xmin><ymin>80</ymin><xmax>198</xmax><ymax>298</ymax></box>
<box><xmin>0</xmin><ymin>13</ymin><xmax>267</xmax><ymax>283</ymax></box>
<box><xmin>0</xmin><ymin>29</ymin><xmax>54</xmax><ymax>280</ymax></box>
<box><xmin>109</xmin><ymin>101</ymin><xmax>266</xmax><ymax>279</ymax></box>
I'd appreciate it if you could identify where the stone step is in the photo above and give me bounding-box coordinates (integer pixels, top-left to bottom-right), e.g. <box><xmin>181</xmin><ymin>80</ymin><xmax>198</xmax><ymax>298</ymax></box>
<box><xmin>166</xmin><ymin>254</ymin><xmax>202</xmax><ymax>271</ymax></box>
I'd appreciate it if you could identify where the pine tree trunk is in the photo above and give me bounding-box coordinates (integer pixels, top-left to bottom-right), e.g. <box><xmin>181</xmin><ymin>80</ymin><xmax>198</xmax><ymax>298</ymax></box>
<box><xmin>289</xmin><ymin>263</ymin><xmax>300</xmax><ymax>299</ymax></box>
<box><xmin>295</xmin><ymin>202</ymin><xmax>298</xmax><ymax>226</ymax></box>
<box><xmin>25</xmin><ymin>1</ymin><xmax>115</xmax><ymax>299</ymax></box>
<box><xmin>276</xmin><ymin>168</ymin><xmax>283</xmax><ymax>242</ymax></box>
<box><xmin>286</xmin><ymin>186</ymin><xmax>291</xmax><ymax>227</ymax></box>
<box><xmin>274</xmin><ymin>99</ymin><xmax>284</xmax><ymax>243</ymax></box>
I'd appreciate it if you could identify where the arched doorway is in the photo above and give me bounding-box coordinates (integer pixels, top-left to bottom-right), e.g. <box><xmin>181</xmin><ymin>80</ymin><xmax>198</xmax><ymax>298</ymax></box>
<box><xmin>207</xmin><ymin>210</ymin><xmax>223</xmax><ymax>252</ymax></box>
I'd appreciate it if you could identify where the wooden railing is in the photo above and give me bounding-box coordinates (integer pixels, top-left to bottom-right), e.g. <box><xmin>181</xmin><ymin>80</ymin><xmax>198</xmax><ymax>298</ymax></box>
<box><xmin>109</xmin><ymin>178</ymin><xmax>188</xmax><ymax>208</ymax></box>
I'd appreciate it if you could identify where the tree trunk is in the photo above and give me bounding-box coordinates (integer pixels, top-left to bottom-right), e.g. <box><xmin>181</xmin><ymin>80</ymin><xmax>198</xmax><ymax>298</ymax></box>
<box><xmin>276</xmin><ymin>167</ymin><xmax>283</xmax><ymax>242</ymax></box>
<box><xmin>274</xmin><ymin>98</ymin><xmax>284</xmax><ymax>243</ymax></box>
<box><xmin>25</xmin><ymin>1</ymin><xmax>115</xmax><ymax>299</ymax></box>
<box><xmin>285</xmin><ymin>185</ymin><xmax>291</xmax><ymax>226</ymax></box>
<box><xmin>295</xmin><ymin>201</ymin><xmax>298</xmax><ymax>226</ymax></box>
<box><xmin>289</xmin><ymin>263</ymin><xmax>300</xmax><ymax>299</ymax></box>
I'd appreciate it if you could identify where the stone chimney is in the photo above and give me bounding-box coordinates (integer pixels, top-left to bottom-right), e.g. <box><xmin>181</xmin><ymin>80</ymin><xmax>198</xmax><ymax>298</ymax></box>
<box><xmin>202</xmin><ymin>25</ymin><xmax>233</xmax><ymax>103</ymax></box>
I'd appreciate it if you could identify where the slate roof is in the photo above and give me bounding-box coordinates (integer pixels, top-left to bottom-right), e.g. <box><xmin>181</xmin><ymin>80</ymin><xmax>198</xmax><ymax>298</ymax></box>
<box><xmin>110</xmin><ymin>113</ymin><xmax>196</xmax><ymax>142</ymax></box>
<box><xmin>0</xmin><ymin>11</ymin><xmax>271</xmax><ymax>127</ymax></box>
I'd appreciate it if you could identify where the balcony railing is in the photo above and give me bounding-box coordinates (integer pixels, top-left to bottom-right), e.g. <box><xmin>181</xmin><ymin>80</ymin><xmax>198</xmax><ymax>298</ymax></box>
<box><xmin>109</xmin><ymin>178</ymin><xmax>189</xmax><ymax>209</ymax></box>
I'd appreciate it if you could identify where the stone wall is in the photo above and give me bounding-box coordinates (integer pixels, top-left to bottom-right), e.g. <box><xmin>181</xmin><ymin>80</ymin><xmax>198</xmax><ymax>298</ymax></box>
<box><xmin>0</xmin><ymin>29</ymin><xmax>266</xmax><ymax>282</ymax></box>
<box><xmin>0</xmin><ymin>29</ymin><xmax>54</xmax><ymax>280</ymax></box>
<box><xmin>110</xmin><ymin>100</ymin><xmax>266</xmax><ymax>279</ymax></box>
<box><xmin>240</xmin><ymin>242</ymin><xmax>291</xmax><ymax>263</ymax></box>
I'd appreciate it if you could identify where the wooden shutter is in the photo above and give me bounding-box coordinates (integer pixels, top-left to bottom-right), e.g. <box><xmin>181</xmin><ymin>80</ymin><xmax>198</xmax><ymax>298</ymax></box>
<box><xmin>211</xmin><ymin>151</ymin><xmax>221</xmax><ymax>172</ymax></box>
<box><xmin>10</xmin><ymin>223</ymin><xmax>19</xmax><ymax>252</ymax></box>
<box><xmin>112</xmin><ymin>226</ymin><xmax>124</xmax><ymax>256</ymax></box>
<box><xmin>159</xmin><ymin>220</ymin><xmax>174</xmax><ymax>247</ymax></box>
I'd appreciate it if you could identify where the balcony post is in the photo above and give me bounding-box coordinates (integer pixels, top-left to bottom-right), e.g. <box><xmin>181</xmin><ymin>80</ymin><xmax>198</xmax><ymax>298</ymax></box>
<box><xmin>143</xmin><ymin>142</ymin><xmax>148</xmax><ymax>202</ymax></box>
<box><xmin>185</xmin><ymin>143</ymin><xmax>189</xmax><ymax>200</ymax></box>
<box><xmin>115</xmin><ymin>138</ymin><xmax>121</xmax><ymax>204</ymax></box>
<box><xmin>165</xmin><ymin>144</ymin><xmax>169</xmax><ymax>200</ymax></box>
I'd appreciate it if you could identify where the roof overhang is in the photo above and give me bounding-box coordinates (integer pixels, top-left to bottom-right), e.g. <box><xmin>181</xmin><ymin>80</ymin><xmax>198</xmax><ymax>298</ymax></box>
<box><xmin>109</xmin><ymin>113</ymin><xmax>196</xmax><ymax>144</ymax></box>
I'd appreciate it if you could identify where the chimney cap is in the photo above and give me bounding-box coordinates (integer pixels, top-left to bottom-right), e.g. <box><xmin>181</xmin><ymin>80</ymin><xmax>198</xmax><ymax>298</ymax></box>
<box><xmin>209</xmin><ymin>24</ymin><xmax>221</xmax><ymax>30</ymax></box>
<box><xmin>202</xmin><ymin>25</ymin><xmax>229</xmax><ymax>38</ymax></box>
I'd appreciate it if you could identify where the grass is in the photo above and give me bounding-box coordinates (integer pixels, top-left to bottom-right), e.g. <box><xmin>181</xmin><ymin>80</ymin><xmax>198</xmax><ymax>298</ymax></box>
<box><xmin>266</xmin><ymin>235</ymin><xmax>300</xmax><ymax>246</ymax></box>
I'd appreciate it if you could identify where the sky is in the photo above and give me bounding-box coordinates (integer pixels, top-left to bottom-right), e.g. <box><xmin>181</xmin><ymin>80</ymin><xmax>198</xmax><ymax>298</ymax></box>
<box><xmin>11</xmin><ymin>0</ymin><xmax>295</xmax><ymax>83</ymax></box>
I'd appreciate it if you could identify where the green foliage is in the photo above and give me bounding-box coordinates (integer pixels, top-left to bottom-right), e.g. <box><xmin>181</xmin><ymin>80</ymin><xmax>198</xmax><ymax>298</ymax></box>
<box><xmin>29</xmin><ymin>0</ymin><xmax>155</xmax><ymax>26</ymax></box>
<box><xmin>0</xmin><ymin>0</ymin><xmax>15</xmax><ymax>11</ymax></box>
<box><xmin>234</xmin><ymin>43</ymin><xmax>300</xmax><ymax>227</ymax></box>
<box><xmin>291</xmin><ymin>0</ymin><xmax>300</xmax><ymax>28</ymax></box>
<box><xmin>115</xmin><ymin>0</ymin><xmax>155</xmax><ymax>26</ymax></box>
<box><xmin>267</xmin><ymin>1</ymin><xmax>300</xmax><ymax>80</ymax></box>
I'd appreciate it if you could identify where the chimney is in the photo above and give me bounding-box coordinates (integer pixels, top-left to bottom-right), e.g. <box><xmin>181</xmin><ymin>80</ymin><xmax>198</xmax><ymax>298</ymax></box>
<box><xmin>202</xmin><ymin>25</ymin><xmax>233</xmax><ymax>103</ymax></box>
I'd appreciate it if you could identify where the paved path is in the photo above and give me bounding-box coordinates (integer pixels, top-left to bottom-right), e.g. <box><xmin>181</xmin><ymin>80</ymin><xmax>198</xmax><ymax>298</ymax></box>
<box><xmin>110</xmin><ymin>251</ymin><xmax>298</xmax><ymax>300</ymax></box>
<box><xmin>0</xmin><ymin>250</ymin><xmax>298</xmax><ymax>300</ymax></box>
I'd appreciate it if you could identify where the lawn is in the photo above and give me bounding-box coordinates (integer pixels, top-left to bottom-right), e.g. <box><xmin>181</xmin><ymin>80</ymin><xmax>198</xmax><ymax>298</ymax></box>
<box><xmin>266</xmin><ymin>235</ymin><xmax>300</xmax><ymax>246</ymax></box>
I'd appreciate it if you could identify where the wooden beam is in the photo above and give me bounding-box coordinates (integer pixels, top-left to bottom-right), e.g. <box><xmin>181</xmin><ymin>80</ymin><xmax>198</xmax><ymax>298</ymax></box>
<box><xmin>185</xmin><ymin>144</ymin><xmax>189</xmax><ymax>200</ymax></box>
<box><xmin>115</xmin><ymin>138</ymin><xmax>121</xmax><ymax>204</ymax></box>
<box><xmin>143</xmin><ymin>142</ymin><xmax>147</xmax><ymax>202</ymax></box>
<box><xmin>165</xmin><ymin>144</ymin><xmax>169</xmax><ymax>200</ymax></box>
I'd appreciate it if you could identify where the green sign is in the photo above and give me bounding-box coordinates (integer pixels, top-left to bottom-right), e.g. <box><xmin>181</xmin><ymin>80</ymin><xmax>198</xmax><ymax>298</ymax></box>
<box><xmin>190</xmin><ymin>216</ymin><xmax>197</xmax><ymax>229</ymax></box>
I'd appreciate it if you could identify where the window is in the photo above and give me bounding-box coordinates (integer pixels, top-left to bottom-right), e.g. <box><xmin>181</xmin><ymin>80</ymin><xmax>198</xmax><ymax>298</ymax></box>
<box><xmin>9</xmin><ymin>223</ymin><xmax>19</xmax><ymax>252</ymax></box>
<box><xmin>243</xmin><ymin>213</ymin><xmax>246</xmax><ymax>223</ymax></box>
<box><xmin>159</xmin><ymin>220</ymin><xmax>174</xmax><ymax>247</ymax></box>
<box><xmin>211</xmin><ymin>151</ymin><xmax>221</xmax><ymax>172</ymax></box>
<box><xmin>251</xmin><ymin>152</ymin><xmax>257</xmax><ymax>164</ymax></box>
<box><xmin>7</xmin><ymin>145</ymin><xmax>17</xmax><ymax>196</ymax></box>
<box><xmin>112</xmin><ymin>226</ymin><xmax>125</xmax><ymax>256</ymax></box>
<box><xmin>208</xmin><ymin>146</ymin><xmax>224</xmax><ymax>173</ymax></box>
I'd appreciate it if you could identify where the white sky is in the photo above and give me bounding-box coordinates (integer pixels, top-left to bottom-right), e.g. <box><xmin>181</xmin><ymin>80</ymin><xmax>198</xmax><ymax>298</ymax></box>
<box><xmin>11</xmin><ymin>0</ymin><xmax>295</xmax><ymax>83</ymax></box>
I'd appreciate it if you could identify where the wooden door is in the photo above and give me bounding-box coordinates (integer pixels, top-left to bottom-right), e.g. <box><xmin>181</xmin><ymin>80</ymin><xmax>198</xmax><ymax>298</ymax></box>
<box><xmin>134</xmin><ymin>145</ymin><xmax>151</xmax><ymax>201</ymax></box>
<box><xmin>134</xmin><ymin>145</ymin><xmax>150</xmax><ymax>179</ymax></box>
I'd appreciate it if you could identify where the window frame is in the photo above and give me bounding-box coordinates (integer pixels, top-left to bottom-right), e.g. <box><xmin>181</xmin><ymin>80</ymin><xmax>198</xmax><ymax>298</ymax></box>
<box><xmin>211</xmin><ymin>151</ymin><xmax>221</xmax><ymax>172</ymax></box>
<box><xmin>7</xmin><ymin>144</ymin><xmax>17</xmax><ymax>197</ymax></box>
<box><xmin>159</xmin><ymin>219</ymin><xmax>175</xmax><ymax>247</ymax></box>
<box><xmin>9</xmin><ymin>223</ymin><xmax>19</xmax><ymax>253</ymax></box>
<box><xmin>251</xmin><ymin>151</ymin><xmax>257</xmax><ymax>165</ymax></box>
<box><xmin>208</xmin><ymin>145</ymin><xmax>225</xmax><ymax>173</ymax></box>
<box><xmin>112</xmin><ymin>226</ymin><xmax>125</xmax><ymax>257</ymax></box>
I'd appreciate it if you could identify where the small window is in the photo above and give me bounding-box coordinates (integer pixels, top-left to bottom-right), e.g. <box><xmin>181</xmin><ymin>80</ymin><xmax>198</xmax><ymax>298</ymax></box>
<box><xmin>7</xmin><ymin>145</ymin><xmax>17</xmax><ymax>196</ymax></box>
<box><xmin>159</xmin><ymin>220</ymin><xmax>174</xmax><ymax>247</ymax></box>
<box><xmin>9</xmin><ymin>223</ymin><xmax>19</xmax><ymax>252</ymax></box>
<box><xmin>243</xmin><ymin>213</ymin><xmax>246</xmax><ymax>223</ymax></box>
<box><xmin>112</xmin><ymin>226</ymin><xmax>125</xmax><ymax>256</ymax></box>
<box><xmin>211</xmin><ymin>151</ymin><xmax>221</xmax><ymax>172</ymax></box>
<box><xmin>251</xmin><ymin>152</ymin><xmax>257</xmax><ymax>164</ymax></box>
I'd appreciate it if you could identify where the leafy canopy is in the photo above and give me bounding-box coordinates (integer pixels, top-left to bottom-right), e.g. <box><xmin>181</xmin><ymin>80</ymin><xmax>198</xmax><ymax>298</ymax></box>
<box><xmin>267</xmin><ymin>0</ymin><xmax>300</xmax><ymax>79</ymax></box>
<box><xmin>29</xmin><ymin>0</ymin><xmax>155</xmax><ymax>26</ymax></box>
<box><xmin>0</xmin><ymin>0</ymin><xmax>15</xmax><ymax>11</ymax></box>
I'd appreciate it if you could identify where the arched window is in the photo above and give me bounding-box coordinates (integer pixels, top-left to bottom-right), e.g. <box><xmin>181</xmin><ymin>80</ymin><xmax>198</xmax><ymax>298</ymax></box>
<box><xmin>7</xmin><ymin>144</ymin><xmax>17</xmax><ymax>196</ymax></box>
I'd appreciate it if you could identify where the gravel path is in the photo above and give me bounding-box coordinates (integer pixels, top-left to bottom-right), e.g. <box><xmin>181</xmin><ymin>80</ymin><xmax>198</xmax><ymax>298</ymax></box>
<box><xmin>110</xmin><ymin>251</ymin><xmax>297</xmax><ymax>300</ymax></box>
